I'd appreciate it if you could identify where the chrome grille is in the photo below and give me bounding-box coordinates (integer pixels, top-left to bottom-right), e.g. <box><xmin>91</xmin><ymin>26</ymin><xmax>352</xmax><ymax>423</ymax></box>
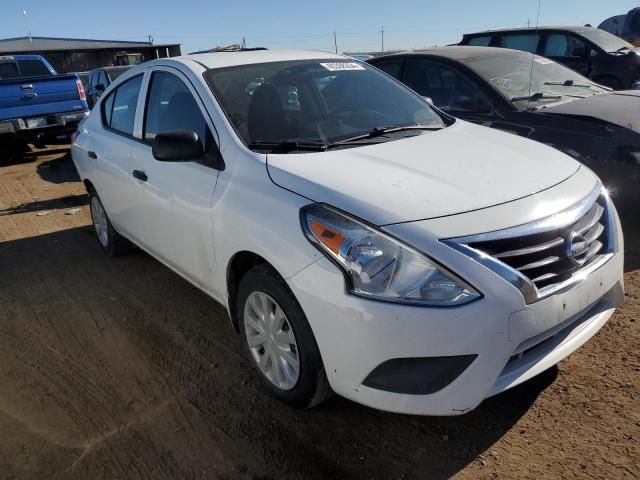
<box><xmin>468</xmin><ymin>195</ymin><xmax>608</xmax><ymax>290</ymax></box>
<box><xmin>443</xmin><ymin>186</ymin><xmax>616</xmax><ymax>304</ymax></box>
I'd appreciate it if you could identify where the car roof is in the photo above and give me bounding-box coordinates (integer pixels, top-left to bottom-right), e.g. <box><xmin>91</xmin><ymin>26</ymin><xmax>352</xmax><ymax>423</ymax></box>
<box><xmin>90</xmin><ymin>65</ymin><xmax>131</xmax><ymax>73</ymax></box>
<box><xmin>185</xmin><ymin>49</ymin><xmax>346</xmax><ymax>70</ymax></box>
<box><xmin>464</xmin><ymin>25</ymin><xmax>601</xmax><ymax>36</ymax></box>
<box><xmin>371</xmin><ymin>46</ymin><xmax>520</xmax><ymax>62</ymax></box>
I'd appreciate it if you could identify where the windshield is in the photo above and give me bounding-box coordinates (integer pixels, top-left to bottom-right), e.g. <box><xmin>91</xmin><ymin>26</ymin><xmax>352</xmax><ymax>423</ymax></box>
<box><xmin>465</xmin><ymin>52</ymin><xmax>607</xmax><ymax>108</ymax></box>
<box><xmin>108</xmin><ymin>68</ymin><xmax>129</xmax><ymax>81</ymax></box>
<box><xmin>579</xmin><ymin>29</ymin><xmax>634</xmax><ymax>52</ymax></box>
<box><xmin>205</xmin><ymin>59</ymin><xmax>444</xmax><ymax>149</ymax></box>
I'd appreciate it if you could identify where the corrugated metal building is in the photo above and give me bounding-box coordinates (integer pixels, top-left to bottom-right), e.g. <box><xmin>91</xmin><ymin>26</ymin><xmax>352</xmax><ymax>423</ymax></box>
<box><xmin>0</xmin><ymin>37</ymin><xmax>181</xmax><ymax>73</ymax></box>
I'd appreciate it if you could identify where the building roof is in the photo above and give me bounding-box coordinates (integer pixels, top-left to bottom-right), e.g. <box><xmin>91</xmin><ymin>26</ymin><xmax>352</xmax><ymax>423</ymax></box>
<box><xmin>0</xmin><ymin>36</ymin><xmax>179</xmax><ymax>53</ymax></box>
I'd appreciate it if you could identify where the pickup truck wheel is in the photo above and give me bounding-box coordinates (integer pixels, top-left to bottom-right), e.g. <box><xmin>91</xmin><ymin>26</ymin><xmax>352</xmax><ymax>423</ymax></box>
<box><xmin>237</xmin><ymin>264</ymin><xmax>332</xmax><ymax>409</ymax></box>
<box><xmin>89</xmin><ymin>189</ymin><xmax>131</xmax><ymax>257</ymax></box>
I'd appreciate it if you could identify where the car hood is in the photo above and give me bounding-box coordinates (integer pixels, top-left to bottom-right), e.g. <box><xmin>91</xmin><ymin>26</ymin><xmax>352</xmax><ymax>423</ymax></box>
<box><xmin>538</xmin><ymin>90</ymin><xmax>640</xmax><ymax>133</ymax></box>
<box><xmin>267</xmin><ymin>120</ymin><xmax>580</xmax><ymax>226</ymax></box>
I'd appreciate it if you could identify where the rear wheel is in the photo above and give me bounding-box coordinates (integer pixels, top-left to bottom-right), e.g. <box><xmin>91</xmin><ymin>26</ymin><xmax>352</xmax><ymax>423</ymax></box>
<box><xmin>89</xmin><ymin>188</ymin><xmax>131</xmax><ymax>257</ymax></box>
<box><xmin>237</xmin><ymin>264</ymin><xmax>332</xmax><ymax>408</ymax></box>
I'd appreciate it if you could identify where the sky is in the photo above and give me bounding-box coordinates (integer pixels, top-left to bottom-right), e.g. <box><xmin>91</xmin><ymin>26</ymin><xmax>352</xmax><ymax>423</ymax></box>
<box><xmin>1</xmin><ymin>0</ymin><xmax>638</xmax><ymax>54</ymax></box>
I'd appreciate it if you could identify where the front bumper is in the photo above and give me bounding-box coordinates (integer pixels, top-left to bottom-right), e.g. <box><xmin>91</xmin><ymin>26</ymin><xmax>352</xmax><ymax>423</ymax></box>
<box><xmin>288</xmin><ymin>193</ymin><xmax>624</xmax><ymax>415</ymax></box>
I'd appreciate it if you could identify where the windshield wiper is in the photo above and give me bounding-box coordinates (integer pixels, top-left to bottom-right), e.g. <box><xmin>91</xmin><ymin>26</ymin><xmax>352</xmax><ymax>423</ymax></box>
<box><xmin>511</xmin><ymin>92</ymin><xmax>563</xmax><ymax>102</ymax></box>
<box><xmin>333</xmin><ymin>124</ymin><xmax>443</xmax><ymax>144</ymax></box>
<box><xmin>544</xmin><ymin>80</ymin><xmax>595</xmax><ymax>90</ymax></box>
<box><xmin>249</xmin><ymin>140</ymin><xmax>329</xmax><ymax>153</ymax></box>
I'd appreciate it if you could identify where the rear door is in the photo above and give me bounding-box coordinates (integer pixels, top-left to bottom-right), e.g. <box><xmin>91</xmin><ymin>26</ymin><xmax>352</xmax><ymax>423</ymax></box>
<box><xmin>127</xmin><ymin>67</ymin><xmax>221</xmax><ymax>290</ymax></box>
<box><xmin>542</xmin><ymin>32</ymin><xmax>591</xmax><ymax>76</ymax></box>
<box><xmin>87</xmin><ymin>73</ymin><xmax>146</xmax><ymax>240</ymax></box>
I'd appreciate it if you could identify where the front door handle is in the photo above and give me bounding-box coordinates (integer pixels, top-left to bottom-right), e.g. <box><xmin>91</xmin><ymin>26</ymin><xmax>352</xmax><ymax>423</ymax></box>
<box><xmin>132</xmin><ymin>170</ymin><xmax>148</xmax><ymax>182</ymax></box>
<box><xmin>87</xmin><ymin>151</ymin><xmax>97</xmax><ymax>159</ymax></box>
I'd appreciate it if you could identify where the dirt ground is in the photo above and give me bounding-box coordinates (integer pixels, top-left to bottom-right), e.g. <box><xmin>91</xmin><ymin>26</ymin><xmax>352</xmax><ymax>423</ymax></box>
<box><xmin>0</xmin><ymin>145</ymin><xmax>638</xmax><ymax>480</ymax></box>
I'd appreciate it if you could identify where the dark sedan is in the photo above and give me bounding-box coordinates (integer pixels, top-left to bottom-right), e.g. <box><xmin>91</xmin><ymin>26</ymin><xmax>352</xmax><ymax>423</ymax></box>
<box><xmin>368</xmin><ymin>46</ymin><xmax>639</xmax><ymax>238</ymax></box>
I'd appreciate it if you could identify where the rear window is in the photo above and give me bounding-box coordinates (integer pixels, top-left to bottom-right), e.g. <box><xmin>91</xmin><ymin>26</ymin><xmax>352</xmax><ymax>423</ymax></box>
<box><xmin>0</xmin><ymin>62</ymin><xmax>20</xmax><ymax>80</ymax></box>
<box><xmin>17</xmin><ymin>60</ymin><xmax>51</xmax><ymax>78</ymax></box>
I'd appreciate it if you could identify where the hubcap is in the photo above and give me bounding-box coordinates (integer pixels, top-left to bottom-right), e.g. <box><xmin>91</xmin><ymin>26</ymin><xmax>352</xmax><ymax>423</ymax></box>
<box><xmin>244</xmin><ymin>292</ymin><xmax>300</xmax><ymax>390</ymax></box>
<box><xmin>91</xmin><ymin>196</ymin><xmax>109</xmax><ymax>248</ymax></box>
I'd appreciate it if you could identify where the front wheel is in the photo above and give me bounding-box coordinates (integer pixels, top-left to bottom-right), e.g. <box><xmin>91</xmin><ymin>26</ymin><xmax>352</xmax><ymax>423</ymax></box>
<box><xmin>89</xmin><ymin>188</ymin><xmax>131</xmax><ymax>257</ymax></box>
<box><xmin>237</xmin><ymin>264</ymin><xmax>332</xmax><ymax>409</ymax></box>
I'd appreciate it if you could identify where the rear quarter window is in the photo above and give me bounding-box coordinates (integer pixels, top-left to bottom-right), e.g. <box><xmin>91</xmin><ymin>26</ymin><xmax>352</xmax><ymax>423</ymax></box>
<box><xmin>0</xmin><ymin>62</ymin><xmax>20</xmax><ymax>80</ymax></box>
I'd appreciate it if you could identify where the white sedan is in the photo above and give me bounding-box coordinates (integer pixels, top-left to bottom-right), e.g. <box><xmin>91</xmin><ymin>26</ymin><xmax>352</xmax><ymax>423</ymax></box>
<box><xmin>71</xmin><ymin>49</ymin><xmax>624</xmax><ymax>415</ymax></box>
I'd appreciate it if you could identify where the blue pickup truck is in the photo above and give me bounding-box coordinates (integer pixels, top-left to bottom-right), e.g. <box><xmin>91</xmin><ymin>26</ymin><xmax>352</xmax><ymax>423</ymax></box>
<box><xmin>0</xmin><ymin>54</ymin><xmax>89</xmax><ymax>156</ymax></box>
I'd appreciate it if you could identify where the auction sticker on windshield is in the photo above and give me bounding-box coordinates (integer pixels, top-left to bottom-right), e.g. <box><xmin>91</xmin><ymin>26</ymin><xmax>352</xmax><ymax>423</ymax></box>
<box><xmin>320</xmin><ymin>62</ymin><xmax>366</xmax><ymax>71</ymax></box>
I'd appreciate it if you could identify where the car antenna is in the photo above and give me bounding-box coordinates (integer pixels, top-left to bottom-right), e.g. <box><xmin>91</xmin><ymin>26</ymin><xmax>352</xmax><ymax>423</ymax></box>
<box><xmin>527</xmin><ymin>0</ymin><xmax>542</xmax><ymax>110</ymax></box>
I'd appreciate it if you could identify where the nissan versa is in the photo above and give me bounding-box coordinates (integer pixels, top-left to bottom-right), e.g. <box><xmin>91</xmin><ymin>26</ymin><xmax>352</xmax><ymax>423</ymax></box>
<box><xmin>71</xmin><ymin>50</ymin><xmax>624</xmax><ymax>415</ymax></box>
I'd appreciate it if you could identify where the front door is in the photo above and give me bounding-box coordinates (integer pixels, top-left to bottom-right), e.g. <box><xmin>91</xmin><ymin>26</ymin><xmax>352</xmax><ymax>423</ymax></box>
<box><xmin>542</xmin><ymin>33</ymin><xmax>591</xmax><ymax>77</ymax></box>
<box><xmin>128</xmin><ymin>67</ymin><xmax>222</xmax><ymax>291</ymax></box>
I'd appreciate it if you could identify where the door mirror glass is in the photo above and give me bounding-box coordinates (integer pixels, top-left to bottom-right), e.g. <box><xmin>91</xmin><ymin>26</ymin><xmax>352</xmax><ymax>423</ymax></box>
<box><xmin>95</xmin><ymin>83</ymin><xmax>106</xmax><ymax>92</ymax></box>
<box><xmin>152</xmin><ymin>130</ymin><xmax>204</xmax><ymax>162</ymax></box>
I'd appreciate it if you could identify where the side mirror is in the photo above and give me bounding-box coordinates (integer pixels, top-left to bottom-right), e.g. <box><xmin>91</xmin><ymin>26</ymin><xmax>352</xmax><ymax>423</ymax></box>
<box><xmin>95</xmin><ymin>83</ymin><xmax>106</xmax><ymax>92</ymax></box>
<box><xmin>572</xmin><ymin>47</ymin><xmax>588</xmax><ymax>57</ymax></box>
<box><xmin>152</xmin><ymin>130</ymin><xmax>204</xmax><ymax>162</ymax></box>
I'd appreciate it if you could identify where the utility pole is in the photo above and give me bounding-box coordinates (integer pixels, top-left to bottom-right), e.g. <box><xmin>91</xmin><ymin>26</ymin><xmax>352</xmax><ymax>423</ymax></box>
<box><xmin>380</xmin><ymin>26</ymin><xmax>384</xmax><ymax>54</ymax></box>
<box><xmin>333</xmin><ymin>31</ymin><xmax>338</xmax><ymax>54</ymax></box>
<box><xmin>242</xmin><ymin>37</ymin><xmax>246</xmax><ymax>48</ymax></box>
<box><xmin>148</xmin><ymin>34</ymin><xmax>154</xmax><ymax>44</ymax></box>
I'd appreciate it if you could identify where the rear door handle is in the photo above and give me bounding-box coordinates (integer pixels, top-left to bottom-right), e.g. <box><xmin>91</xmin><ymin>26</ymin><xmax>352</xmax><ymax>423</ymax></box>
<box><xmin>87</xmin><ymin>151</ymin><xmax>97</xmax><ymax>159</ymax></box>
<box><xmin>132</xmin><ymin>170</ymin><xmax>148</xmax><ymax>182</ymax></box>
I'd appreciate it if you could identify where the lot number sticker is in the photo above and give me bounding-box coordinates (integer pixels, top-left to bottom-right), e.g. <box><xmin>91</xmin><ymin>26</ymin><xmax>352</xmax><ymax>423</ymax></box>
<box><xmin>320</xmin><ymin>62</ymin><xmax>366</xmax><ymax>71</ymax></box>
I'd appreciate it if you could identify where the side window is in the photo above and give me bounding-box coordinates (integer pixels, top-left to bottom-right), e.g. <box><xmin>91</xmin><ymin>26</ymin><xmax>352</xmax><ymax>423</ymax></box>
<box><xmin>101</xmin><ymin>75</ymin><xmax>142</xmax><ymax>136</ymax></box>
<box><xmin>466</xmin><ymin>36</ymin><xmax>492</xmax><ymax>46</ymax></box>
<box><xmin>88</xmin><ymin>72</ymin><xmax>96</xmax><ymax>85</ymax></box>
<box><xmin>97</xmin><ymin>71</ymin><xmax>107</xmax><ymax>87</ymax></box>
<box><xmin>374</xmin><ymin>60</ymin><xmax>403</xmax><ymax>79</ymax></box>
<box><xmin>0</xmin><ymin>62</ymin><xmax>20</xmax><ymax>80</ymax></box>
<box><xmin>143</xmin><ymin>71</ymin><xmax>211</xmax><ymax>153</ymax></box>
<box><xmin>16</xmin><ymin>60</ymin><xmax>51</xmax><ymax>77</ymax></box>
<box><xmin>544</xmin><ymin>34</ymin><xmax>587</xmax><ymax>57</ymax></box>
<box><xmin>404</xmin><ymin>60</ymin><xmax>491</xmax><ymax>113</ymax></box>
<box><xmin>500</xmin><ymin>33</ymin><xmax>541</xmax><ymax>53</ymax></box>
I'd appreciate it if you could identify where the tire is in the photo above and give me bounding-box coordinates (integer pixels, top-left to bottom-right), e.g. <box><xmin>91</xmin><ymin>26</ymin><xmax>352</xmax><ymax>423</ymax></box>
<box><xmin>237</xmin><ymin>264</ymin><xmax>332</xmax><ymax>409</ymax></box>
<box><xmin>88</xmin><ymin>188</ymin><xmax>131</xmax><ymax>257</ymax></box>
<box><xmin>595</xmin><ymin>76</ymin><xmax>622</xmax><ymax>90</ymax></box>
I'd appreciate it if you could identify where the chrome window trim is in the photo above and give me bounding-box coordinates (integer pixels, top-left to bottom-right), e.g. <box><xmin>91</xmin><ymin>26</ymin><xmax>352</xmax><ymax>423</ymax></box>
<box><xmin>443</xmin><ymin>183</ymin><xmax>617</xmax><ymax>304</ymax></box>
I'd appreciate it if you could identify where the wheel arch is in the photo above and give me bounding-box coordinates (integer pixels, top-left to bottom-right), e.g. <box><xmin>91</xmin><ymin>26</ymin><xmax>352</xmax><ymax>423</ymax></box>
<box><xmin>226</xmin><ymin>250</ymin><xmax>272</xmax><ymax>332</ymax></box>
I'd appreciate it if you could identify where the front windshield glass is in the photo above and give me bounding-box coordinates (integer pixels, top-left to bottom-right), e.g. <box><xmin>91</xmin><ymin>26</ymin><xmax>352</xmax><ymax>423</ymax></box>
<box><xmin>205</xmin><ymin>59</ymin><xmax>444</xmax><ymax>148</ymax></box>
<box><xmin>465</xmin><ymin>52</ymin><xmax>608</xmax><ymax>108</ymax></box>
<box><xmin>579</xmin><ymin>29</ymin><xmax>634</xmax><ymax>52</ymax></box>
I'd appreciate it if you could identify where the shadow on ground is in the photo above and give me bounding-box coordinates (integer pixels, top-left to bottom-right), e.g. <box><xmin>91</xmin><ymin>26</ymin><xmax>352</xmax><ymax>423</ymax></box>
<box><xmin>0</xmin><ymin>193</ymin><xmax>88</xmax><ymax>216</ymax></box>
<box><xmin>36</xmin><ymin>152</ymin><xmax>81</xmax><ymax>184</ymax></box>
<box><xmin>0</xmin><ymin>226</ymin><xmax>555</xmax><ymax>479</ymax></box>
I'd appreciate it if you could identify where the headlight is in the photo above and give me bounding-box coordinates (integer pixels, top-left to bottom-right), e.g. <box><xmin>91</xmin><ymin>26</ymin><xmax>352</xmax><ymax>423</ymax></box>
<box><xmin>300</xmin><ymin>204</ymin><xmax>481</xmax><ymax>306</ymax></box>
